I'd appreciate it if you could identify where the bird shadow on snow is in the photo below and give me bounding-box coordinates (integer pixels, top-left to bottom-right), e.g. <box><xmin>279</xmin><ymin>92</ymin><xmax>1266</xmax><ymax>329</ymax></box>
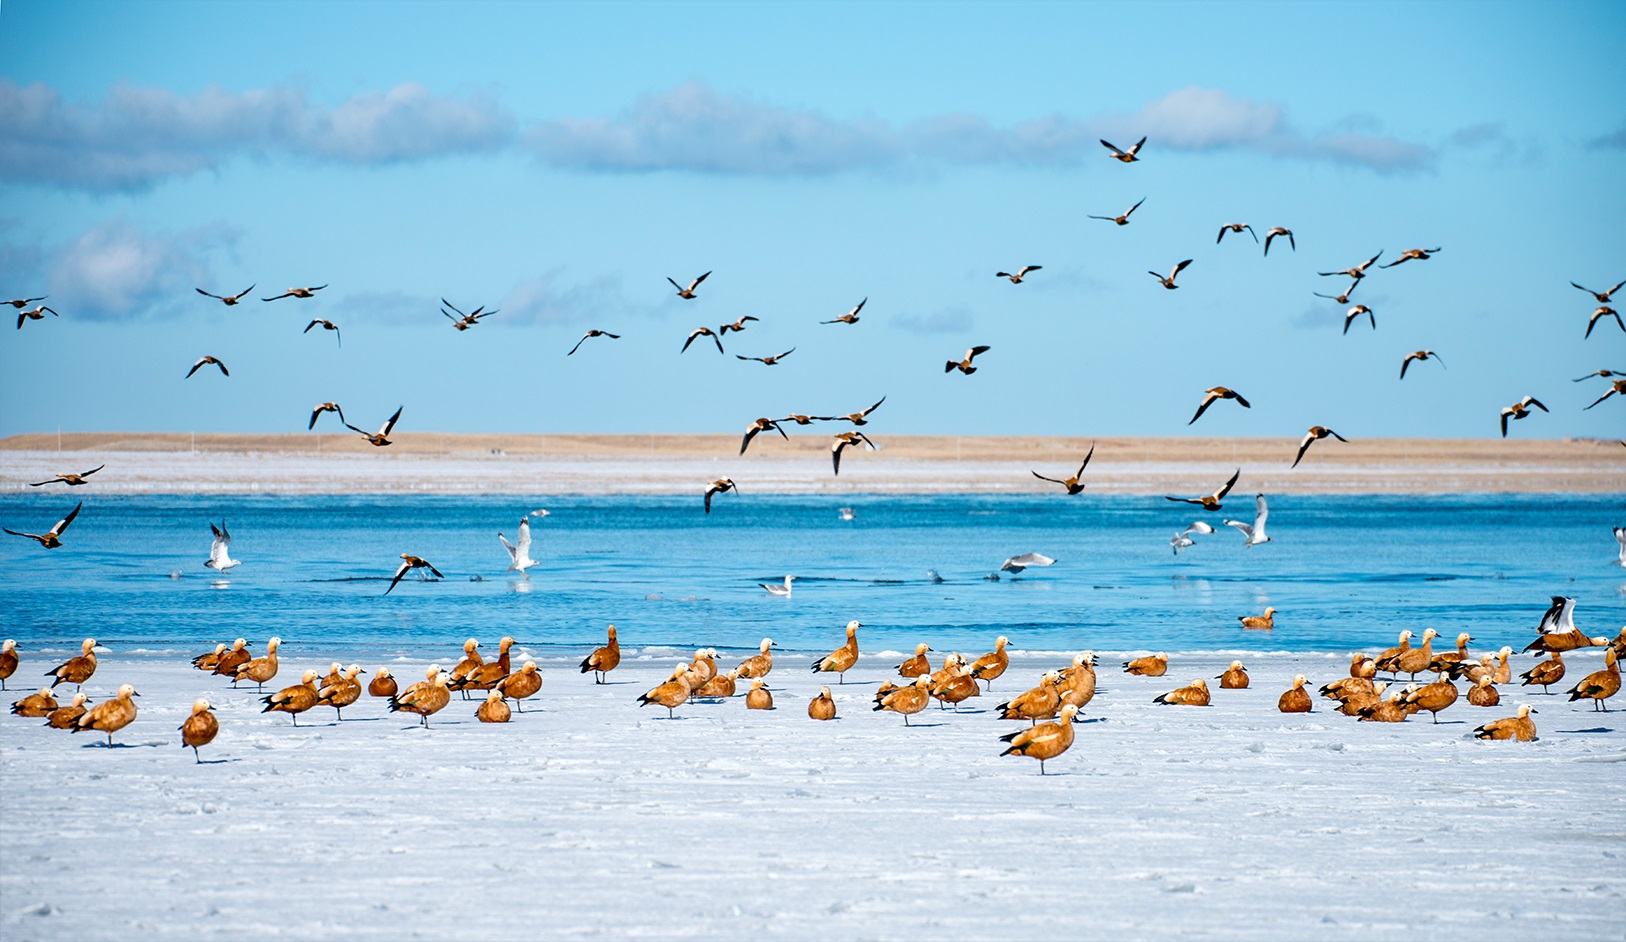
<box><xmin>80</xmin><ymin>740</ymin><xmax>164</xmax><ymax>749</ymax></box>
<box><xmin>1556</xmin><ymin>726</ymin><xmax>1616</xmax><ymax>734</ymax></box>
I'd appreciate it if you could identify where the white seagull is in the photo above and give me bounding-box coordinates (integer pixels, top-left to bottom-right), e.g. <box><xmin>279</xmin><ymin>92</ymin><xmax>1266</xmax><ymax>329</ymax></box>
<box><xmin>1221</xmin><ymin>494</ymin><xmax>1272</xmax><ymax>547</ymax></box>
<box><xmin>1000</xmin><ymin>552</ymin><xmax>1056</xmax><ymax>574</ymax></box>
<box><xmin>1170</xmin><ymin>521</ymin><xmax>1215</xmax><ymax>555</ymax></box>
<box><xmin>1615</xmin><ymin>527</ymin><xmax>1626</xmax><ymax>568</ymax></box>
<box><xmin>499</xmin><ymin>517</ymin><xmax>540</xmax><ymax>578</ymax></box>
<box><xmin>204</xmin><ymin>521</ymin><xmax>241</xmax><ymax>571</ymax></box>
<box><xmin>760</xmin><ymin>575</ymin><xmax>795</xmax><ymax>597</ymax></box>
<box><xmin>1536</xmin><ymin>596</ymin><xmax>1576</xmax><ymax>634</ymax></box>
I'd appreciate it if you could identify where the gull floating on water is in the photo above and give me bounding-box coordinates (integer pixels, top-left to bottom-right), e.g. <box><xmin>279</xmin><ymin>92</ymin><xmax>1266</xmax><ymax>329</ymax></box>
<box><xmin>1170</xmin><ymin>520</ymin><xmax>1215</xmax><ymax>554</ymax></box>
<box><xmin>204</xmin><ymin>521</ymin><xmax>240</xmax><ymax>572</ymax></box>
<box><xmin>1000</xmin><ymin>552</ymin><xmax>1055</xmax><ymax>574</ymax></box>
<box><xmin>760</xmin><ymin>575</ymin><xmax>795</xmax><ymax>597</ymax></box>
<box><xmin>499</xmin><ymin>517</ymin><xmax>540</xmax><ymax>577</ymax></box>
<box><xmin>1222</xmin><ymin>494</ymin><xmax>1272</xmax><ymax>547</ymax></box>
<box><xmin>838</xmin><ymin>507</ymin><xmax>855</xmax><ymax>521</ymax></box>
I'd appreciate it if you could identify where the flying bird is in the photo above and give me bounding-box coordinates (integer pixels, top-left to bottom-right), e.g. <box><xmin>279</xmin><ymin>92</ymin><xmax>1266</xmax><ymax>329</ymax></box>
<box><xmin>1499</xmin><ymin>396</ymin><xmax>1548</xmax><ymax>437</ymax></box>
<box><xmin>833</xmin><ymin>396</ymin><xmax>886</xmax><ymax>426</ymax></box>
<box><xmin>1571</xmin><ymin>280</ymin><xmax>1624</xmax><ymax>303</ymax></box>
<box><xmin>4</xmin><ymin>295</ymin><xmax>47</xmax><ymax>309</ymax></box>
<box><xmin>945</xmin><ymin>345</ymin><xmax>992</xmax><ymax>375</ymax></box>
<box><xmin>3</xmin><ymin>502</ymin><xmax>81</xmax><ymax>549</ymax></box>
<box><xmin>1031</xmin><ymin>443</ymin><xmax>1095</xmax><ymax>495</ymax></box>
<box><xmin>1400</xmin><ymin>350</ymin><xmax>1445</xmax><ymax>379</ymax></box>
<box><xmin>740</xmin><ymin>417</ymin><xmax>788</xmax><ymax>454</ymax></box>
<box><xmin>1170</xmin><ymin>520</ymin><xmax>1215</xmax><ymax>554</ymax></box>
<box><xmin>1263</xmin><ymin>227</ymin><xmax>1294</xmax><ymax>256</ymax></box>
<box><xmin>681</xmin><ymin>326</ymin><xmax>725</xmax><ymax>354</ymax></box>
<box><xmin>1148</xmin><ymin>259</ymin><xmax>1192</xmax><ymax>289</ymax></box>
<box><xmin>1572</xmin><ymin>369</ymin><xmax>1626</xmax><ymax>382</ymax></box>
<box><xmin>385</xmin><ymin>554</ymin><xmax>443</xmax><ymax>595</ymax></box>
<box><xmin>1100</xmin><ymin>136</ymin><xmax>1146</xmax><ymax>162</ymax></box>
<box><xmin>737</xmin><ymin>348</ymin><xmax>795</xmax><ymax>366</ymax></box>
<box><xmin>197</xmin><ymin>285</ymin><xmax>254</xmax><ymax>306</ymax></box>
<box><xmin>1216</xmin><ymin>223</ymin><xmax>1257</xmax><ymax>244</ymax></box>
<box><xmin>442</xmin><ymin>299</ymin><xmax>496</xmax><ymax>331</ymax></box>
<box><xmin>1088</xmin><ymin>198</ymin><xmax>1145</xmax><ymax>226</ymax></box>
<box><xmin>1293</xmin><ymin>426</ymin><xmax>1347</xmax><ymax>467</ymax></box>
<box><xmin>1165</xmin><ymin>468</ymin><xmax>1241</xmax><ymax>511</ymax></box>
<box><xmin>344</xmin><ymin>405</ymin><xmax>403</xmax><ymax>447</ymax></box>
<box><xmin>831</xmin><ymin>431</ymin><xmax>876</xmax><ymax>476</ymax></box>
<box><xmin>303</xmin><ymin>319</ymin><xmax>341</xmax><ymax>347</ymax></box>
<box><xmin>1319</xmin><ymin>252</ymin><xmax>1384</xmax><ymax>280</ymax></box>
<box><xmin>1586</xmin><ymin>307</ymin><xmax>1623</xmax><ymax>338</ymax></box>
<box><xmin>996</xmin><ymin>266</ymin><xmax>1042</xmax><ymax>284</ymax></box>
<box><xmin>822</xmin><ymin>299</ymin><xmax>866</xmax><ymax>324</ymax></box>
<box><xmin>204</xmin><ymin>521</ymin><xmax>240</xmax><ymax>572</ymax></box>
<box><xmin>718</xmin><ymin>315</ymin><xmax>759</xmax><ymax>336</ymax></box>
<box><xmin>778</xmin><ymin>412</ymin><xmax>831</xmax><ymax>426</ymax></box>
<box><xmin>1342</xmin><ymin>305</ymin><xmax>1375</xmax><ymax>335</ymax></box>
<box><xmin>1222</xmin><ymin>494</ymin><xmax>1272</xmax><ymax>547</ymax></box>
<box><xmin>1313</xmin><ymin>282</ymin><xmax>1360</xmax><ymax>304</ymax></box>
<box><xmin>1188</xmin><ymin>387</ymin><xmax>1250</xmax><ymax>425</ymax></box>
<box><xmin>667</xmin><ymin>271</ymin><xmax>711</xmax><ymax>299</ymax></box>
<box><xmin>185</xmin><ymin>356</ymin><xmax>229</xmax><ymax>379</ymax></box>
<box><xmin>498</xmin><ymin>517</ymin><xmax>540</xmax><ymax>577</ymax></box>
<box><xmin>1000</xmin><ymin>552</ymin><xmax>1055</xmax><ymax>574</ymax></box>
<box><xmin>261</xmin><ymin>285</ymin><xmax>327</xmax><ymax>302</ymax></box>
<box><xmin>567</xmin><ymin>329</ymin><xmax>620</xmax><ymax>355</ymax></box>
<box><xmin>29</xmin><ymin>465</ymin><xmax>104</xmax><ymax>487</ymax></box>
<box><xmin>1381</xmin><ymin>247</ymin><xmax>1441</xmax><ymax>268</ymax></box>
<box><xmin>703</xmin><ymin>478</ymin><xmax>737</xmax><ymax>514</ymax></box>
<box><xmin>308</xmin><ymin>402</ymin><xmax>344</xmax><ymax>430</ymax></box>
<box><xmin>1584</xmin><ymin>379</ymin><xmax>1626</xmax><ymax>410</ymax></box>
<box><xmin>15</xmin><ymin>304</ymin><xmax>58</xmax><ymax>329</ymax></box>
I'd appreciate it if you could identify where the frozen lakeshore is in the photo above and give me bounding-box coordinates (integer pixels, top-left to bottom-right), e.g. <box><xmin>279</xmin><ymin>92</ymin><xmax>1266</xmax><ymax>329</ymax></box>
<box><xmin>2</xmin><ymin>650</ymin><xmax>1622</xmax><ymax>940</ymax></box>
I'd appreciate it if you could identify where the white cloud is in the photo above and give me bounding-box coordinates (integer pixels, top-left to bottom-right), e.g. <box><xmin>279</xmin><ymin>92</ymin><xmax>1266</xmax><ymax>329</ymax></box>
<box><xmin>34</xmin><ymin>219</ymin><xmax>235</xmax><ymax>319</ymax></box>
<box><xmin>893</xmin><ymin>306</ymin><xmax>974</xmax><ymax>334</ymax></box>
<box><xmin>0</xmin><ymin>79</ymin><xmax>514</xmax><ymax>191</ymax></box>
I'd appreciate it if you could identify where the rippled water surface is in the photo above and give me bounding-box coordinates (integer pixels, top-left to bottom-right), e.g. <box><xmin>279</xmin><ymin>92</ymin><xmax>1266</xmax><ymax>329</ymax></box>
<box><xmin>2</xmin><ymin>492</ymin><xmax>1622</xmax><ymax>659</ymax></box>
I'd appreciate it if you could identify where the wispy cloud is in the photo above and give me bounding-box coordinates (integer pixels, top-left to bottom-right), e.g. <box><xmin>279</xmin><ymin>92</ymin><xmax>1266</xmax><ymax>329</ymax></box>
<box><xmin>1586</xmin><ymin>123</ymin><xmax>1626</xmax><ymax>150</ymax></box>
<box><xmin>0</xmin><ymin>79</ymin><xmax>515</xmax><ymax>192</ymax></box>
<box><xmin>893</xmin><ymin>305</ymin><xmax>973</xmax><ymax>334</ymax></box>
<box><xmin>525</xmin><ymin>82</ymin><xmax>1437</xmax><ymax>176</ymax></box>
<box><xmin>9</xmin><ymin>218</ymin><xmax>238</xmax><ymax>319</ymax></box>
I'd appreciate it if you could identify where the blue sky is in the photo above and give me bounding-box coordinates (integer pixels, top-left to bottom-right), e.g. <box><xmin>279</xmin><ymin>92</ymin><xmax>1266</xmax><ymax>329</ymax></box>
<box><xmin>1</xmin><ymin>0</ymin><xmax>1623</xmax><ymax>439</ymax></box>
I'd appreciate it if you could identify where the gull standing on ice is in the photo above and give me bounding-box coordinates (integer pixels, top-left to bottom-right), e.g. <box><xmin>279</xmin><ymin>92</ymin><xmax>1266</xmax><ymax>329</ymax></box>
<box><xmin>760</xmin><ymin>575</ymin><xmax>795</xmax><ymax>597</ymax></box>
<box><xmin>1222</xmin><ymin>494</ymin><xmax>1272</xmax><ymax>546</ymax></box>
<box><xmin>499</xmin><ymin>517</ymin><xmax>540</xmax><ymax>578</ymax></box>
<box><xmin>204</xmin><ymin>521</ymin><xmax>240</xmax><ymax>572</ymax></box>
<box><xmin>1171</xmin><ymin>520</ymin><xmax>1215</xmax><ymax>554</ymax></box>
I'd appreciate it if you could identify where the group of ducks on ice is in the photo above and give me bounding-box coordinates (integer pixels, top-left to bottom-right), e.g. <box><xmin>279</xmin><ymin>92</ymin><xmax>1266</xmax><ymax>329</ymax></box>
<box><xmin>3</xmin><ymin>597</ymin><xmax>1620</xmax><ymax>774</ymax></box>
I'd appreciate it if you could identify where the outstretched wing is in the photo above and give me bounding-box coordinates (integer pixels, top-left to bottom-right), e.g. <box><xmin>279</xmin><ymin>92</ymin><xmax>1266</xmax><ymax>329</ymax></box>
<box><xmin>385</xmin><ymin>560</ymin><xmax>411</xmax><ymax>595</ymax></box>
<box><xmin>381</xmin><ymin>406</ymin><xmax>403</xmax><ymax>437</ymax></box>
<box><xmin>1215</xmin><ymin>469</ymin><xmax>1240</xmax><ymax>500</ymax></box>
<box><xmin>1291</xmin><ymin>433</ymin><xmax>1315</xmax><ymax>468</ymax></box>
<box><xmin>54</xmin><ymin>502</ymin><xmax>83</xmax><ymax>536</ymax></box>
<box><xmin>1076</xmin><ymin>441</ymin><xmax>1096</xmax><ymax>478</ymax></box>
<box><xmin>498</xmin><ymin>531</ymin><xmax>518</xmax><ymax>563</ymax></box>
<box><xmin>1253</xmin><ymin>494</ymin><xmax>1269</xmax><ymax>532</ymax></box>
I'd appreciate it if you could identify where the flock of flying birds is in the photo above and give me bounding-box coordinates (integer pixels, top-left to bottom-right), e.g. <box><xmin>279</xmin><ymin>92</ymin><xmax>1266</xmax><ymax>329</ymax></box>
<box><xmin>4</xmin><ymin>595</ymin><xmax>1621</xmax><ymax>771</ymax></box>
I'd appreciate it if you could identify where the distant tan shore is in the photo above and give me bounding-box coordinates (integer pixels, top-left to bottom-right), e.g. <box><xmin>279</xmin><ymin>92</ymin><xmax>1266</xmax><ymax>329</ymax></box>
<box><xmin>1</xmin><ymin>433</ymin><xmax>1621</xmax><ymax>494</ymax></box>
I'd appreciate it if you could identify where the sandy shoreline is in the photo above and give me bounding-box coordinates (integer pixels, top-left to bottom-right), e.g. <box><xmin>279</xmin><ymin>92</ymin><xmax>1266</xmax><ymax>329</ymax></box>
<box><xmin>2</xmin><ymin>649</ymin><xmax>1622</xmax><ymax>940</ymax></box>
<box><xmin>2</xmin><ymin>434</ymin><xmax>1621</xmax><ymax>494</ymax></box>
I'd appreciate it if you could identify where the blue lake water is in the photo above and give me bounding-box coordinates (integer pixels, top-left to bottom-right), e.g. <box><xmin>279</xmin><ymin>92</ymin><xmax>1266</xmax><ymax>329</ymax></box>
<box><xmin>1</xmin><ymin>492</ymin><xmax>1622</xmax><ymax>660</ymax></box>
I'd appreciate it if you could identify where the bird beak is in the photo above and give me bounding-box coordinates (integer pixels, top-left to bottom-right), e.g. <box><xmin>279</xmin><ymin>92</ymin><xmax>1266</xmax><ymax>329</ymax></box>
<box><xmin>133</xmin><ymin>692</ymin><xmax>142</xmax><ymax>697</ymax></box>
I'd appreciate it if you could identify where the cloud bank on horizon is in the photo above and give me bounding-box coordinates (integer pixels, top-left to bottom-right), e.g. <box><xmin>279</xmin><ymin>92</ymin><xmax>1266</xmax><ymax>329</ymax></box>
<box><xmin>1</xmin><ymin>79</ymin><xmax>1449</xmax><ymax>192</ymax></box>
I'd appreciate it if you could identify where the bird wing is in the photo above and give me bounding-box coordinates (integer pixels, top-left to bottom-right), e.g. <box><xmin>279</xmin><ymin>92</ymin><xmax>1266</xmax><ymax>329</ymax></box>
<box><xmin>385</xmin><ymin>560</ymin><xmax>411</xmax><ymax>595</ymax></box>
<box><xmin>1224</xmin><ymin>519</ymin><xmax>1253</xmax><ymax>538</ymax></box>
<box><xmin>1499</xmin><ymin>410</ymin><xmax>1510</xmax><ymax>437</ymax></box>
<box><xmin>81</xmin><ymin>464</ymin><xmax>105</xmax><ymax>478</ymax></box>
<box><xmin>1188</xmin><ymin>392</ymin><xmax>1218</xmax><ymax>425</ymax></box>
<box><xmin>1099</xmin><ymin>139</ymin><xmax>1123</xmax><ymax>156</ymax></box>
<box><xmin>381</xmin><ymin>406</ymin><xmax>403</xmax><ymax>437</ymax></box>
<box><xmin>566</xmin><ymin>335</ymin><xmax>589</xmax><ymax>355</ymax></box>
<box><xmin>231</xmin><ymin>284</ymin><xmax>256</xmax><ymax>301</ymax></box>
<box><xmin>1244</xmin><ymin>225</ymin><xmax>1257</xmax><ymax>242</ymax></box>
<box><xmin>1031</xmin><ymin>471</ymin><xmax>1065</xmax><ymax>485</ymax></box>
<box><xmin>775</xmin><ymin>348</ymin><xmax>795</xmax><ymax>360</ymax></box>
<box><xmin>1585</xmin><ymin>389</ymin><xmax>1616</xmax><ymax>410</ymax></box>
<box><xmin>261</xmin><ymin>291</ymin><xmax>294</xmax><ymax>302</ymax></box>
<box><xmin>197</xmin><ymin>288</ymin><xmax>223</xmax><ymax>300</ymax></box>
<box><xmin>1127</xmin><ymin>197</ymin><xmax>1145</xmax><ymax>215</ymax></box>
<box><xmin>831</xmin><ymin>439</ymin><xmax>846</xmax><ymax>475</ymax></box>
<box><xmin>1215</xmin><ymin>468</ymin><xmax>1240</xmax><ymax>500</ymax></box>
<box><xmin>680</xmin><ymin>330</ymin><xmax>700</xmax><ymax>352</ymax></box>
<box><xmin>1362</xmin><ymin>251</ymin><xmax>1383</xmax><ymax>270</ymax></box>
<box><xmin>53</xmin><ymin>502</ymin><xmax>83</xmax><ymax>537</ymax></box>
<box><xmin>1253</xmin><ymin>494</ymin><xmax>1269</xmax><ymax>532</ymax></box>
<box><xmin>1184</xmin><ymin>521</ymin><xmax>1216</xmax><ymax>536</ymax></box>
<box><xmin>1291</xmin><ymin>433</ymin><xmax>1315</xmax><ymax>468</ymax></box>
<box><xmin>968</xmin><ymin>345</ymin><xmax>992</xmax><ymax>358</ymax></box>
<box><xmin>498</xmin><ymin>531</ymin><xmax>518</xmax><ymax>562</ymax></box>
<box><xmin>711</xmin><ymin>332</ymin><xmax>725</xmax><ymax>354</ymax></box>
<box><xmin>667</xmin><ymin>277</ymin><xmax>682</xmax><ymax>291</ymax></box>
<box><xmin>741</xmin><ymin>426</ymin><xmax>760</xmax><ymax>454</ymax></box>
<box><xmin>209</xmin><ymin>526</ymin><xmax>229</xmax><ymax>565</ymax></box>
<box><xmin>690</xmin><ymin>271</ymin><xmax>711</xmax><ymax>290</ymax></box>
<box><xmin>1019</xmin><ymin>266</ymin><xmax>1041</xmax><ymax>277</ymax></box>
<box><xmin>1174</xmin><ymin>259</ymin><xmax>1192</xmax><ymax>275</ymax></box>
<box><xmin>1007</xmin><ymin>552</ymin><xmax>1055</xmax><ymax>568</ymax></box>
<box><xmin>304</xmin><ymin>320</ymin><xmax>319</xmax><ymax>333</ymax></box>
<box><xmin>1528</xmin><ymin>398</ymin><xmax>1548</xmax><ymax>412</ymax></box>
<box><xmin>515</xmin><ymin>518</ymin><xmax>531</xmax><ymax>557</ymax></box>
<box><xmin>1400</xmin><ymin>354</ymin><xmax>1417</xmax><ymax>379</ymax></box>
<box><xmin>1216</xmin><ymin>226</ymin><xmax>1229</xmax><ymax>244</ymax></box>
<box><xmin>1328</xmin><ymin>429</ymin><xmax>1347</xmax><ymax>442</ymax></box>
<box><xmin>1128</xmin><ymin>136</ymin><xmax>1146</xmax><ymax>155</ymax></box>
<box><xmin>1166</xmin><ymin>496</ymin><xmax>1201</xmax><ymax>505</ymax></box>
<box><xmin>703</xmin><ymin>485</ymin><xmax>716</xmax><ymax>514</ymax></box>
<box><xmin>1232</xmin><ymin>392</ymin><xmax>1251</xmax><ymax>408</ymax></box>
<box><xmin>862</xmin><ymin>396</ymin><xmax>885</xmax><ymax>417</ymax></box>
